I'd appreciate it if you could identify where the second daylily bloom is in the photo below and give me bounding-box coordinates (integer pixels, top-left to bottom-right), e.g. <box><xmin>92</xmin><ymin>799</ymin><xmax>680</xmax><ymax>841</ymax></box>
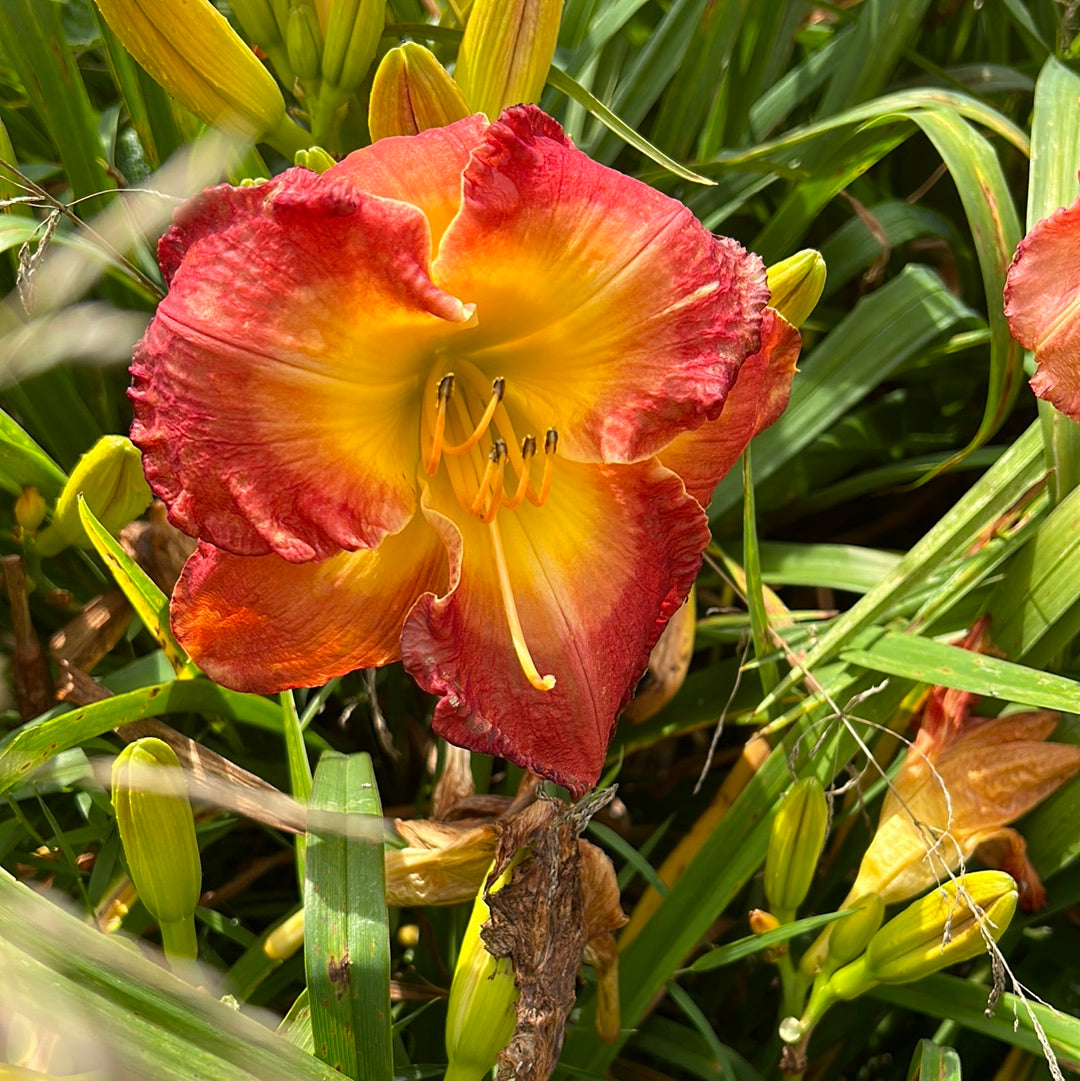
<box><xmin>130</xmin><ymin>106</ymin><xmax>800</xmax><ymax>795</ymax></box>
<box><xmin>1004</xmin><ymin>184</ymin><xmax>1080</xmax><ymax>419</ymax></box>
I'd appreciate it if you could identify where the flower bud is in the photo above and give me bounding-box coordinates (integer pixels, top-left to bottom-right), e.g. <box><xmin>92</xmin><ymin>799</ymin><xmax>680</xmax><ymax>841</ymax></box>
<box><xmin>864</xmin><ymin>871</ymin><xmax>1017</xmax><ymax>984</ymax></box>
<box><xmin>763</xmin><ymin>777</ymin><xmax>828</xmax><ymax>922</ymax></box>
<box><xmin>111</xmin><ymin>738</ymin><xmax>202</xmax><ymax>959</ymax></box>
<box><xmin>320</xmin><ymin>0</ymin><xmax>385</xmax><ymax>92</ymax></box>
<box><xmin>766</xmin><ymin>250</ymin><xmax>826</xmax><ymax>329</ymax></box>
<box><xmin>454</xmin><ymin>0</ymin><xmax>563</xmax><ymax>118</ymax></box>
<box><xmin>749</xmin><ymin>909</ymin><xmax>781</xmax><ymax>935</ymax></box>
<box><xmin>285</xmin><ymin>0</ymin><xmax>323</xmax><ymax>80</ymax></box>
<box><xmin>14</xmin><ymin>486</ymin><xmax>46</xmax><ymax>534</ymax></box>
<box><xmin>295</xmin><ymin>146</ymin><xmax>338</xmax><ymax>173</ymax></box>
<box><xmin>37</xmin><ymin>436</ymin><xmax>151</xmax><ymax>557</ymax></box>
<box><xmin>368</xmin><ymin>43</ymin><xmax>470</xmax><ymax>142</ymax></box>
<box><xmin>444</xmin><ymin>861</ymin><xmax>519</xmax><ymax>1081</ymax></box>
<box><xmin>92</xmin><ymin>0</ymin><xmax>307</xmax><ymax>154</ymax></box>
<box><xmin>826</xmin><ymin>893</ymin><xmax>884</xmax><ymax>968</ymax></box>
<box><xmin>228</xmin><ymin>0</ymin><xmax>282</xmax><ymax>50</ymax></box>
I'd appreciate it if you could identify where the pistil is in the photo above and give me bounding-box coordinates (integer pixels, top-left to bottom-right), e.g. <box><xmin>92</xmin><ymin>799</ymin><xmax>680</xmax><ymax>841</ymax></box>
<box><xmin>488</xmin><ymin>516</ymin><xmax>556</xmax><ymax>693</ymax></box>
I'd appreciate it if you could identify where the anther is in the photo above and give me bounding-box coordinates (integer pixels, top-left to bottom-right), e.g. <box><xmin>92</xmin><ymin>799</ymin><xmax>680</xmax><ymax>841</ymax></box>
<box><xmin>444</xmin><ymin>376</ymin><xmax>506</xmax><ymax>457</ymax></box>
<box><xmin>528</xmin><ymin>427</ymin><xmax>557</xmax><ymax>506</ymax></box>
<box><xmin>423</xmin><ymin>372</ymin><xmax>455</xmax><ymax>475</ymax></box>
<box><xmin>470</xmin><ymin>439</ymin><xmax>508</xmax><ymax>519</ymax></box>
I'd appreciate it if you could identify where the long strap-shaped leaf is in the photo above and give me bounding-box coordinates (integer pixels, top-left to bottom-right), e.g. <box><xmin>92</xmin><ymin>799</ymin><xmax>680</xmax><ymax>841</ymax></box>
<box><xmin>305</xmin><ymin>751</ymin><xmax>392</xmax><ymax>1081</ymax></box>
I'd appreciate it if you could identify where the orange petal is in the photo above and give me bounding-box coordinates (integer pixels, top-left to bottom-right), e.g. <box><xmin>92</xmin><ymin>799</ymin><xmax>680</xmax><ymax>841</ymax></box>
<box><xmin>399</xmin><ymin>458</ymin><xmax>710</xmax><ymax>796</ymax></box>
<box><xmin>658</xmin><ymin>309</ymin><xmax>800</xmax><ymax>505</ymax></box>
<box><xmin>431</xmin><ymin>106</ymin><xmax>770</xmax><ymax>465</ymax></box>
<box><xmin>973</xmin><ymin>829</ymin><xmax>1045</xmax><ymax>912</ymax></box>
<box><xmin>326</xmin><ymin>114</ymin><xmax>488</xmax><ymax>253</ymax></box>
<box><xmin>132</xmin><ymin>167</ymin><xmax>472</xmax><ymax>563</ymax></box>
<box><xmin>171</xmin><ymin>511</ymin><xmax>447</xmax><ymax>693</ymax></box>
<box><xmin>1004</xmin><ymin>190</ymin><xmax>1080</xmax><ymax>419</ymax></box>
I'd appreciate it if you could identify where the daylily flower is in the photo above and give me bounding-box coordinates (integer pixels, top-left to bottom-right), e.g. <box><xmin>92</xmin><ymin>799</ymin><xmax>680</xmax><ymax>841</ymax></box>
<box><xmin>846</xmin><ymin>620</ymin><xmax>1080</xmax><ymax>911</ymax></box>
<box><xmin>129</xmin><ymin>106</ymin><xmax>800</xmax><ymax>795</ymax></box>
<box><xmin>1004</xmin><ymin>184</ymin><xmax>1080</xmax><ymax>419</ymax></box>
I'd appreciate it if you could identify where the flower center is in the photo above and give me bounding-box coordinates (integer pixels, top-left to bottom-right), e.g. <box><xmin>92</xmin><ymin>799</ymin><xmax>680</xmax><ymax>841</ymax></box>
<box><xmin>420</xmin><ymin>358</ymin><xmax>557</xmax><ymax>694</ymax></box>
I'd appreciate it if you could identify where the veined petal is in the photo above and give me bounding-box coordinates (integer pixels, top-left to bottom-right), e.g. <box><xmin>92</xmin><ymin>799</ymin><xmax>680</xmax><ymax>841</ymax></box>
<box><xmin>659</xmin><ymin>309</ymin><xmax>800</xmax><ymax>506</ymax></box>
<box><xmin>327</xmin><ymin>115</ymin><xmax>488</xmax><ymax>254</ymax></box>
<box><xmin>131</xmin><ymin>168</ymin><xmax>473</xmax><ymax>562</ymax></box>
<box><xmin>171</xmin><ymin>511</ymin><xmax>447</xmax><ymax>693</ymax></box>
<box><xmin>432</xmin><ymin>106</ymin><xmax>769</xmax><ymax>464</ymax></box>
<box><xmin>1004</xmin><ymin>192</ymin><xmax>1080</xmax><ymax>420</ymax></box>
<box><xmin>399</xmin><ymin>459</ymin><xmax>709</xmax><ymax>796</ymax></box>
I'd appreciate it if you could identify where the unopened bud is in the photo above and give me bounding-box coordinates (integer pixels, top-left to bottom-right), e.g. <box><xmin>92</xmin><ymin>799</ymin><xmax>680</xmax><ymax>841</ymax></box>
<box><xmin>368</xmin><ymin>43</ymin><xmax>470</xmax><ymax>141</ymax></box>
<box><xmin>111</xmin><ymin>738</ymin><xmax>201</xmax><ymax>959</ymax></box>
<box><xmin>14</xmin><ymin>486</ymin><xmax>46</xmax><ymax>533</ymax></box>
<box><xmin>295</xmin><ymin>146</ymin><xmax>337</xmax><ymax>172</ymax></box>
<box><xmin>749</xmin><ymin>909</ymin><xmax>781</xmax><ymax>935</ymax></box>
<box><xmin>454</xmin><ymin>0</ymin><xmax>563</xmax><ymax>117</ymax></box>
<box><xmin>37</xmin><ymin>436</ymin><xmax>151</xmax><ymax>556</ymax></box>
<box><xmin>444</xmin><ymin>860</ymin><xmax>519</xmax><ymax>1081</ymax></box>
<box><xmin>320</xmin><ymin>0</ymin><xmax>385</xmax><ymax>92</ymax></box>
<box><xmin>92</xmin><ymin>0</ymin><xmax>307</xmax><ymax>154</ymax></box>
<box><xmin>763</xmin><ymin>777</ymin><xmax>828</xmax><ymax>922</ymax></box>
<box><xmin>285</xmin><ymin>0</ymin><xmax>322</xmax><ymax>80</ymax></box>
<box><xmin>766</xmin><ymin>250</ymin><xmax>826</xmax><ymax>329</ymax></box>
<box><xmin>827</xmin><ymin>893</ymin><xmax>884</xmax><ymax>968</ymax></box>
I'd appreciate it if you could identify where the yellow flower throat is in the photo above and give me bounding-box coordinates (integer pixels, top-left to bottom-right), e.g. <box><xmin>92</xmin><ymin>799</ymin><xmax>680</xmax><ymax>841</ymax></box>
<box><xmin>420</xmin><ymin>358</ymin><xmax>558</xmax><ymax>693</ymax></box>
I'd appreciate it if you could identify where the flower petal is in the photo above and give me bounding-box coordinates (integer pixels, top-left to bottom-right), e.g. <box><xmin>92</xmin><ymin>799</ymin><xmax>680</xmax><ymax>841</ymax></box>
<box><xmin>131</xmin><ymin>167</ymin><xmax>472</xmax><ymax>562</ymax></box>
<box><xmin>399</xmin><ymin>459</ymin><xmax>709</xmax><ymax>796</ymax></box>
<box><xmin>326</xmin><ymin>114</ymin><xmax>488</xmax><ymax>253</ymax></box>
<box><xmin>431</xmin><ymin>105</ymin><xmax>769</xmax><ymax>464</ymax></box>
<box><xmin>171</xmin><ymin>510</ymin><xmax>447</xmax><ymax>693</ymax></box>
<box><xmin>1004</xmin><ymin>191</ymin><xmax>1080</xmax><ymax>420</ymax></box>
<box><xmin>658</xmin><ymin>309</ymin><xmax>800</xmax><ymax>505</ymax></box>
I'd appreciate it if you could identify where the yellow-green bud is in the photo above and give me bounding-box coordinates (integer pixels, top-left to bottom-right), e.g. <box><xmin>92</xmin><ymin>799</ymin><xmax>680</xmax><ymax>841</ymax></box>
<box><xmin>14</xmin><ymin>486</ymin><xmax>46</xmax><ymax>533</ymax></box>
<box><xmin>763</xmin><ymin>777</ymin><xmax>828</xmax><ymax>922</ymax></box>
<box><xmin>444</xmin><ymin>861</ymin><xmax>519</xmax><ymax>1081</ymax></box>
<box><xmin>766</xmin><ymin>249</ymin><xmax>826</xmax><ymax>329</ymax></box>
<box><xmin>454</xmin><ymin>0</ymin><xmax>563</xmax><ymax>118</ymax></box>
<box><xmin>295</xmin><ymin>146</ymin><xmax>338</xmax><ymax>172</ymax></box>
<box><xmin>827</xmin><ymin>872</ymin><xmax>1017</xmax><ymax>1002</ymax></box>
<box><xmin>368</xmin><ymin>43</ymin><xmax>471</xmax><ymax>142</ymax></box>
<box><xmin>320</xmin><ymin>0</ymin><xmax>385</xmax><ymax>92</ymax></box>
<box><xmin>286</xmin><ymin>0</ymin><xmax>322</xmax><ymax>80</ymax></box>
<box><xmin>92</xmin><ymin>0</ymin><xmax>307</xmax><ymax>155</ymax></box>
<box><xmin>111</xmin><ymin>739</ymin><xmax>202</xmax><ymax>958</ymax></box>
<box><xmin>37</xmin><ymin>436</ymin><xmax>151</xmax><ymax>557</ymax></box>
<box><xmin>229</xmin><ymin>0</ymin><xmax>282</xmax><ymax>48</ymax></box>
<box><xmin>827</xmin><ymin>893</ymin><xmax>885</xmax><ymax>968</ymax></box>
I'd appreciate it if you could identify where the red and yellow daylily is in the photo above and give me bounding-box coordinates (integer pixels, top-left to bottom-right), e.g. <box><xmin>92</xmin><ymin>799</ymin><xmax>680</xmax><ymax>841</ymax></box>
<box><xmin>130</xmin><ymin>105</ymin><xmax>800</xmax><ymax>795</ymax></box>
<box><xmin>1004</xmin><ymin>185</ymin><xmax>1080</xmax><ymax>419</ymax></box>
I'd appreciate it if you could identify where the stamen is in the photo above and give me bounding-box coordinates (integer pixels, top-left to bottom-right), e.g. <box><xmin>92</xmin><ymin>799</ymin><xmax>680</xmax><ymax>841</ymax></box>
<box><xmin>443</xmin><ymin>377</ymin><xmax>505</xmax><ymax>457</ymax></box>
<box><xmin>423</xmin><ymin>373</ymin><xmax>455</xmax><ymax>476</ymax></box>
<box><xmin>528</xmin><ymin>427</ymin><xmax>557</xmax><ymax>507</ymax></box>
<box><xmin>470</xmin><ymin>440</ymin><xmax>507</xmax><ymax>519</ymax></box>
<box><xmin>488</xmin><ymin>517</ymin><xmax>556</xmax><ymax>692</ymax></box>
<box><xmin>502</xmin><ymin>435</ymin><xmax>536</xmax><ymax>510</ymax></box>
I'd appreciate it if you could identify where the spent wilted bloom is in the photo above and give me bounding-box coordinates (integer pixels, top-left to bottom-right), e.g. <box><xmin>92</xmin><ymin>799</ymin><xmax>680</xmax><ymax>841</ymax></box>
<box><xmin>1004</xmin><ymin>184</ymin><xmax>1080</xmax><ymax>419</ymax></box>
<box><xmin>130</xmin><ymin>106</ymin><xmax>801</xmax><ymax>795</ymax></box>
<box><xmin>847</xmin><ymin>620</ymin><xmax>1080</xmax><ymax>911</ymax></box>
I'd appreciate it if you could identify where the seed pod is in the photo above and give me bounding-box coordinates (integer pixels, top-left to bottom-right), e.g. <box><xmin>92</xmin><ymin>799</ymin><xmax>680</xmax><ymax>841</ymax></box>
<box><xmin>454</xmin><ymin>0</ymin><xmax>563</xmax><ymax>117</ymax></box>
<box><xmin>368</xmin><ymin>43</ymin><xmax>470</xmax><ymax>141</ymax></box>
<box><xmin>763</xmin><ymin>777</ymin><xmax>828</xmax><ymax>922</ymax></box>
<box><xmin>766</xmin><ymin>249</ymin><xmax>826</xmax><ymax>328</ymax></box>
